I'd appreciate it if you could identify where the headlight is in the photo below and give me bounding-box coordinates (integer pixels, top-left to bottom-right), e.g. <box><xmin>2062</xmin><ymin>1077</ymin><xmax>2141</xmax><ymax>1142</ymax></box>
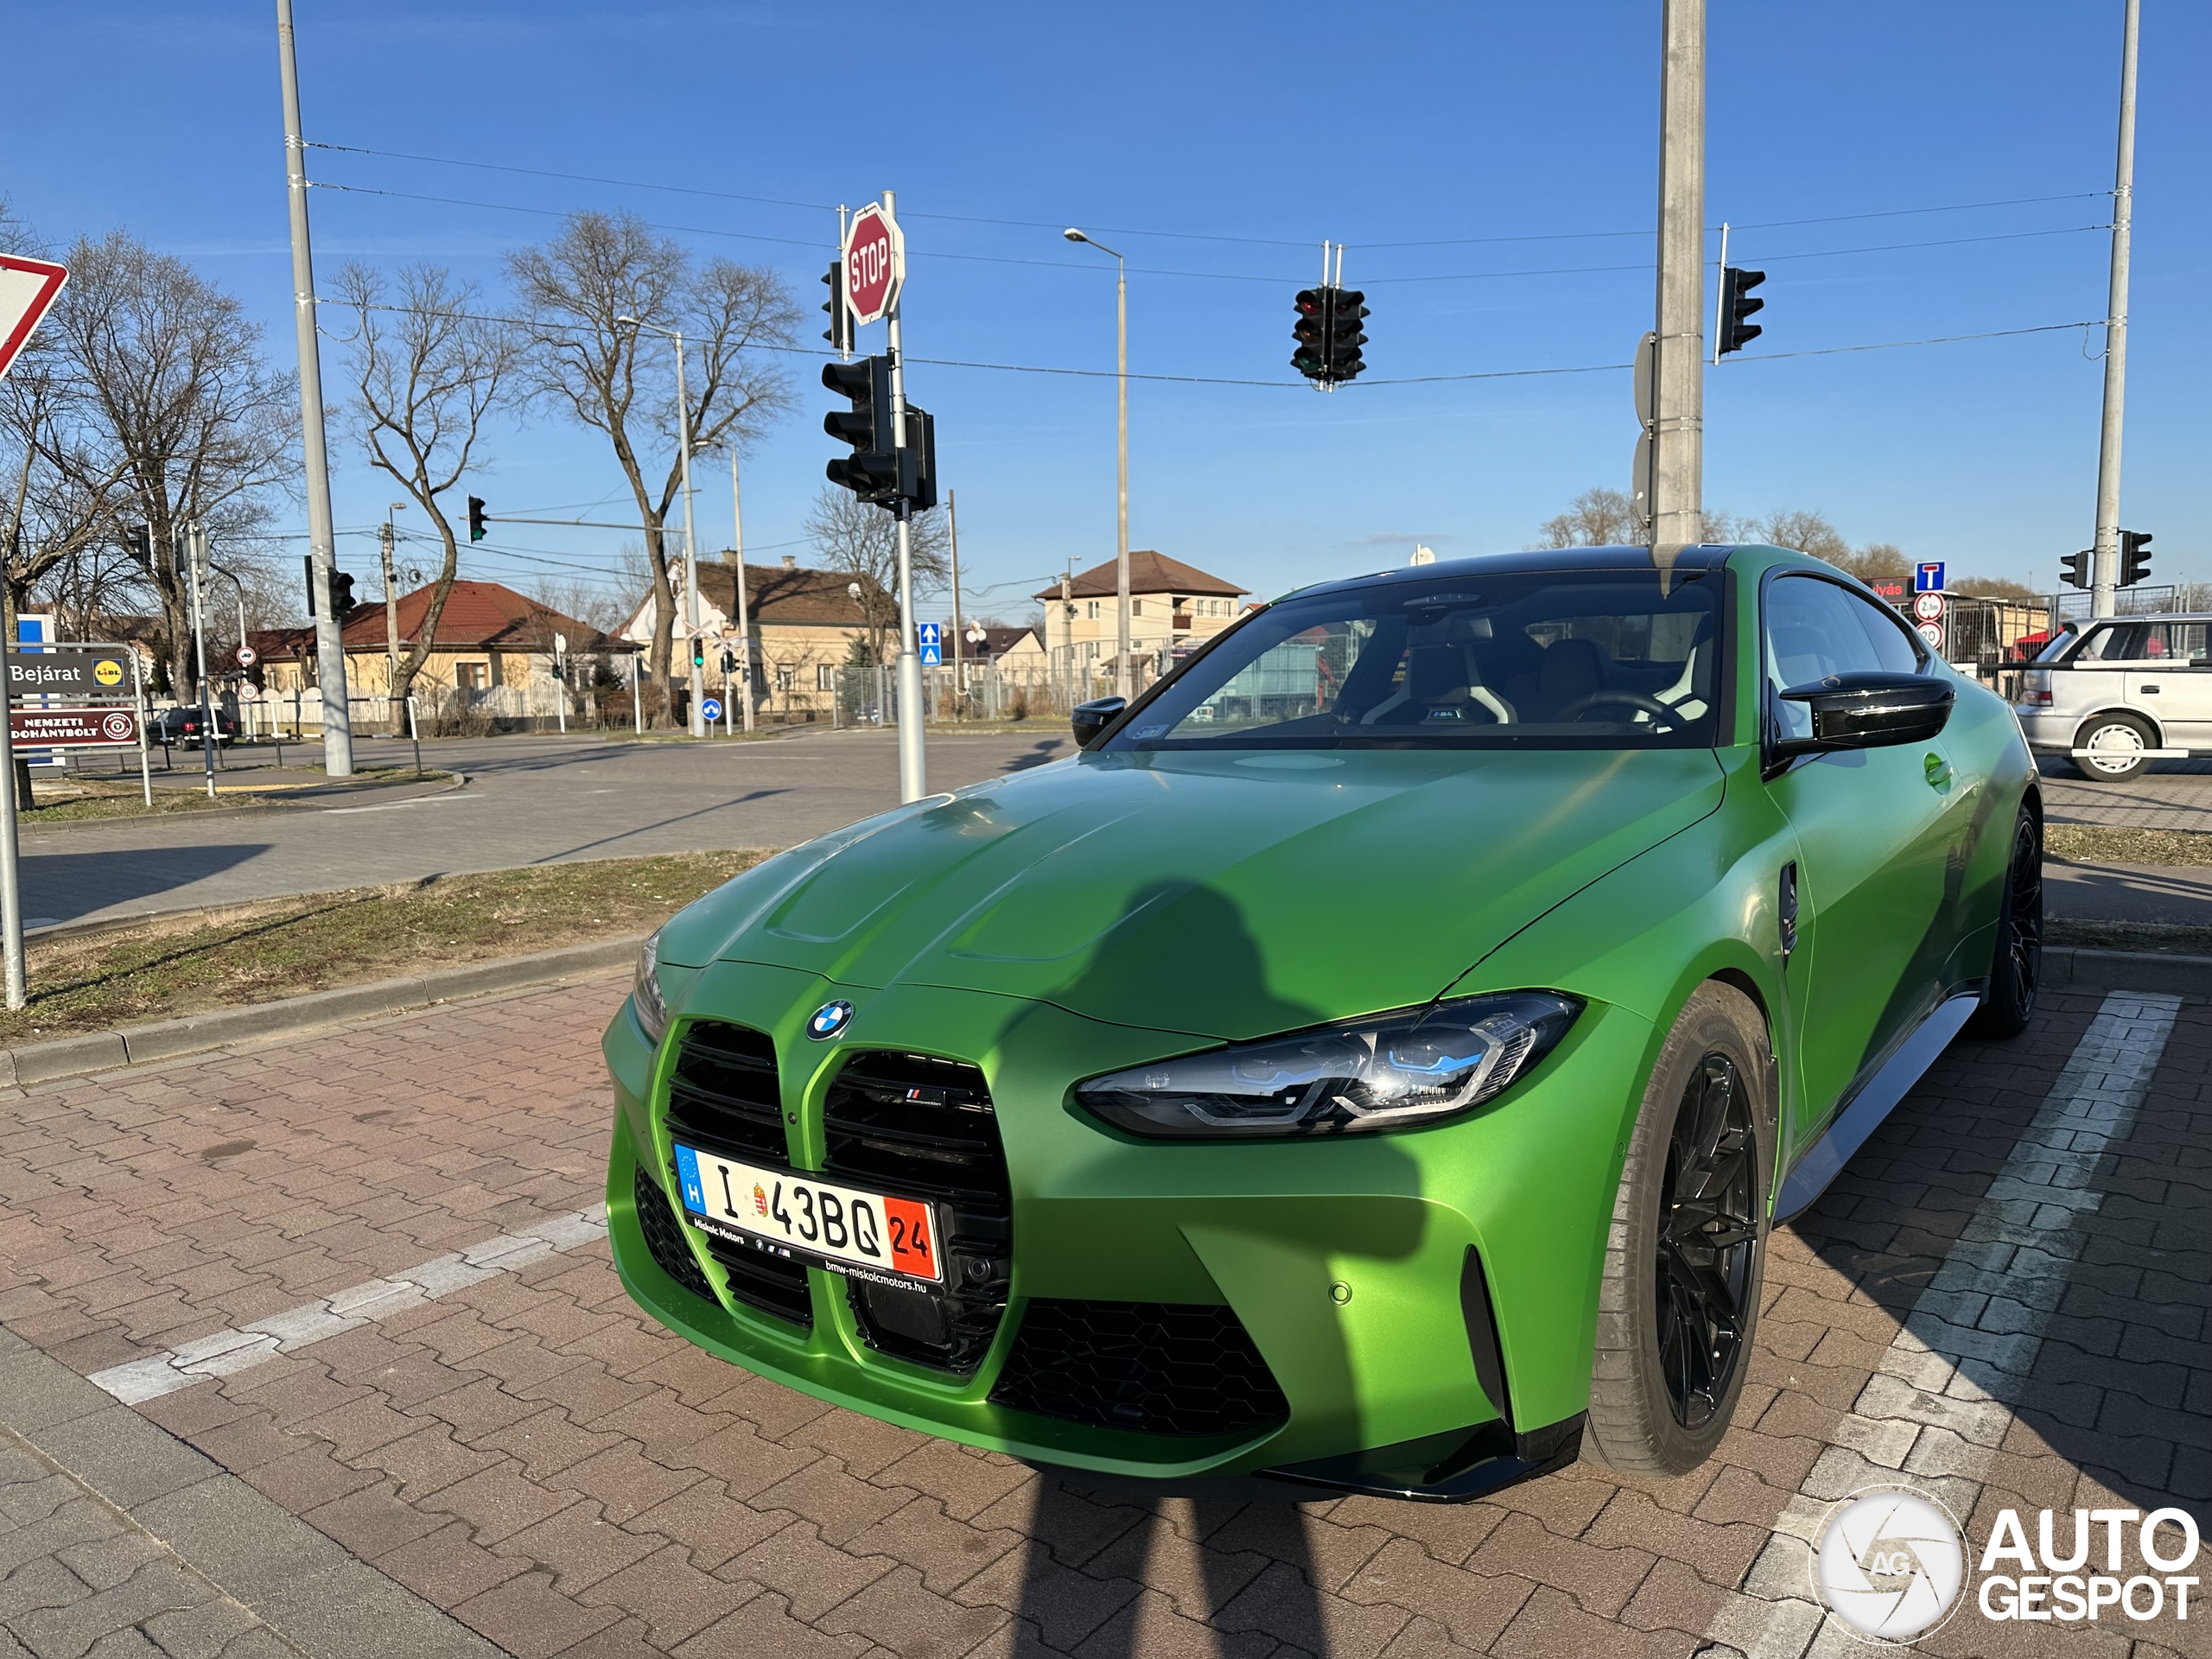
<box><xmin>1076</xmin><ymin>992</ymin><xmax>1580</xmax><ymax>1138</ymax></box>
<box><xmin>632</xmin><ymin>929</ymin><xmax>670</xmax><ymax>1045</ymax></box>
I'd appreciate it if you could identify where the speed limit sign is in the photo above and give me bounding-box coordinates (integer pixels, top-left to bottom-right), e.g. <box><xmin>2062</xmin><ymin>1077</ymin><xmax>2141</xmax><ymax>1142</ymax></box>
<box><xmin>1912</xmin><ymin>592</ymin><xmax>1944</xmax><ymax>623</ymax></box>
<box><xmin>1916</xmin><ymin>620</ymin><xmax>1944</xmax><ymax>651</ymax></box>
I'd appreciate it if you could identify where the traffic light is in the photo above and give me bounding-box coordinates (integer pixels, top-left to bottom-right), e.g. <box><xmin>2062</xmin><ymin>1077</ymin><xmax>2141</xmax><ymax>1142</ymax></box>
<box><xmin>122</xmin><ymin>526</ymin><xmax>153</xmax><ymax>569</ymax></box>
<box><xmin>1719</xmin><ymin>266</ymin><xmax>1766</xmax><ymax>356</ymax></box>
<box><xmin>690</xmin><ymin>637</ymin><xmax>706</xmax><ymax>671</ymax></box>
<box><xmin>1292</xmin><ymin>289</ymin><xmax>1329</xmax><ymax>381</ymax></box>
<box><xmin>823</xmin><ymin>356</ymin><xmax>899</xmax><ymax>504</ymax></box>
<box><xmin>900</xmin><ymin>404</ymin><xmax>938</xmax><ymax>512</ymax></box>
<box><xmin>467</xmin><ymin>496</ymin><xmax>487</xmax><ymax>543</ymax></box>
<box><xmin>2120</xmin><ymin>530</ymin><xmax>2153</xmax><ymax>587</ymax></box>
<box><xmin>1326</xmin><ymin>288</ymin><xmax>1369</xmax><ymax>382</ymax></box>
<box><xmin>720</xmin><ymin>647</ymin><xmax>738</xmax><ymax>674</ymax></box>
<box><xmin>820</xmin><ymin>260</ymin><xmax>852</xmax><ymax>356</ymax></box>
<box><xmin>2061</xmin><ymin>550</ymin><xmax>2090</xmax><ymax>590</ymax></box>
<box><xmin>329</xmin><ymin>570</ymin><xmax>356</xmax><ymax>614</ymax></box>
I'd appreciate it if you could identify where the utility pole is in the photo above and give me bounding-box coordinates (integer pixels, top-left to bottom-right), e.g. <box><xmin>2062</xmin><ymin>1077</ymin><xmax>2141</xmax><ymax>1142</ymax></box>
<box><xmin>674</xmin><ymin>338</ymin><xmax>702</xmax><ymax>735</ymax></box>
<box><xmin>729</xmin><ymin>447</ymin><xmax>753</xmax><ymax>733</ymax></box>
<box><xmin>187</xmin><ymin>524</ymin><xmax>217</xmax><ymax>799</ymax></box>
<box><xmin>380</xmin><ymin>505</ymin><xmax>404</xmax><ymax>728</ymax></box>
<box><xmin>2091</xmin><ymin>0</ymin><xmax>2140</xmax><ymax>620</ymax></box>
<box><xmin>883</xmin><ymin>190</ymin><xmax>925</xmax><ymax>803</ymax></box>
<box><xmin>1650</xmin><ymin>0</ymin><xmax>1706</xmax><ymax>548</ymax></box>
<box><xmin>276</xmin><ymin>0</ymin><xmax>353</xmax><ymax>775</ymax></box>
<box><xmin>947</xmin><ymin>488</ymin><xmax>964</xmax><ymax>706</ymax></box>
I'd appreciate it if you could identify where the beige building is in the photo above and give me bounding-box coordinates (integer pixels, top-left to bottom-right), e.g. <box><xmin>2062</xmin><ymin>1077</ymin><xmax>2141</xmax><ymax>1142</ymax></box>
<box><xmin>253</xmin><ymin>581</ymin><xmax>619</xmax><ymax>704</ymax></box>
<box><xmin>621</xmin><ymin>556</ymin><xmax>882</xmax><ymax>720</ymax></box>
<box><xmin>1031</xmin><ymin>551</ymin><xmax>1249</xmax><ymax>671</ymax></box>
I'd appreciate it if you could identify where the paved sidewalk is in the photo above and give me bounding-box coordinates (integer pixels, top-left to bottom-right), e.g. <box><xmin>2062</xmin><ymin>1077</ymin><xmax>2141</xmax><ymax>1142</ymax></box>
<box><xmin>3</xmin><ymin>976</ymin><xmax>2208</xmax><ymax>1656</ymax></box>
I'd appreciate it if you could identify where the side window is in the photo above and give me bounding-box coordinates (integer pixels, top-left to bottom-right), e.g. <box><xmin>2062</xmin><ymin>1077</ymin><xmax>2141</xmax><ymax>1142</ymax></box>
<box><xmin>2075</xmin><ymin>623</ymin><xmax>2149</xmax><ymax>662</ymax></box>
<box><xmin>1764</xmin><ymin>575</ymin><xmax>1916</xmax><ymax>741</ymax></box>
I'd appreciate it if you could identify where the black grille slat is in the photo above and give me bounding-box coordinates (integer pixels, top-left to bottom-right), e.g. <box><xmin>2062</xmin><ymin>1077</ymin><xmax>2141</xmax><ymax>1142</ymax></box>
<box><xmin>823</xmin><ymin>1052</ymin><xmax>1013</xmax><ymax>1375</ymax></box>
<box><xmin>990</xmin><ymin>1300</ymin><xmax>1290</xmax><ymax>1439</ymax></box>
<box><xmin>700</xmin><ymin>1231</ymin><xmax>814</xmax><ymax>1327</ymax></box>
<box><xmin>632</xmin><ymin>1167</ymin><xmax>715</xmax><ymax>1300</ymax></box>
<box><xmin>668</xmin><ymin>1020</ymin><xmax>785</xmax><ymax>1161</ymax></box>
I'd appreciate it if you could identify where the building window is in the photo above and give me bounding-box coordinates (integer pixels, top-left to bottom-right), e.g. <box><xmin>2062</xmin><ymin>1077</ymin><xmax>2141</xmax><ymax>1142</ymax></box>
<box><xmin>776</xmin><ymin>665</ymin><xmax>795</xmax><ymax>692</ymax></box>
<box><xmin>455</xmin><ymin>662</ymin><xmax>487</xmax><ymax>692</ymax></box>
<box><xmin>1131</xmin><ymin>599</ymin><xmax>1143</xmax><ymax>616</ymax></box>
<box><xmin>816</xmin><ymin>663</ymin><xmax>836</xmax><ymax>690</ymax></box>
<box><xmin>1086</xmin><ymin>601</ymin><xmax>1100</xmax><ymax>620</ymax></box>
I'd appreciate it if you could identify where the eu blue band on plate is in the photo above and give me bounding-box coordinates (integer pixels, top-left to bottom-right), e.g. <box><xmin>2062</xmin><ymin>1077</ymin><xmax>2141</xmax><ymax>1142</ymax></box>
<box><xmin>675</xmin><ymin>1144</ymin><xmax>706</xmax><ymax>1214</ymax></box>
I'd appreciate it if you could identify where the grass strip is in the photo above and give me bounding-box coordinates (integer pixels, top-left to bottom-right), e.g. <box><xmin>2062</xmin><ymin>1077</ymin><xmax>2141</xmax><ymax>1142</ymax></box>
<box><xmin>23</xmin><ymin>767</ymin><xmax>451</xmax><ymax>822</ymax></box>
<box><xmin>2046</xmin><ymin>823</ymin><xmax>2212</xmax><ymax>868</ymax></box>
<box><xmin>6</xmin><ymin>849</ymin><xmax>769</xmax><ymax>1046</ymax></box>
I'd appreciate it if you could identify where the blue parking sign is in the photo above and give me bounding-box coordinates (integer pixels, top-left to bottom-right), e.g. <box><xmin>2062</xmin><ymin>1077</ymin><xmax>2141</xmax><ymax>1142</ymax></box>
<box><xmin>1914</xmin><ymin>562</ymin><xmax>1945</xmax><ymax>594</ymax></box>
<box><xmin>918</xmin><ymin>622</ymin><xmax>942</xmax><ymax>667</ymax></box>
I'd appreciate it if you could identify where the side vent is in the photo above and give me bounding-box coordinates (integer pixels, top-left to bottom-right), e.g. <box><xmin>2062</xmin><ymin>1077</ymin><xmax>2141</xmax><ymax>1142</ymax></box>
<box><xmin>990</xmin><ymin>1300</ymin><xmax>1289</xmax><ymax>1438</ymax></box>
<box><xmin>631</xmin><ymin>1166</ymin><xmax>713</xmax><ymax>1301</ymax></box>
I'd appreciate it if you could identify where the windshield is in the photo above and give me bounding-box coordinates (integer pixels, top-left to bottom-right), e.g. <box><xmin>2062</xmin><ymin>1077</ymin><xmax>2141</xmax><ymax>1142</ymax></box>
<box><xmin>1103</xmin><ymin>567</ymin><xmax>1723</xmax><ymax>752</ymax></box>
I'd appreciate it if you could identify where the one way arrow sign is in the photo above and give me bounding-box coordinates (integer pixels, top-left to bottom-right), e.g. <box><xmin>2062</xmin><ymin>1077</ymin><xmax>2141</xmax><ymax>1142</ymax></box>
<box><xmin>0</xmin><ymin>255</ymin><xmax>69</xmax><ymax>384</ymax></box>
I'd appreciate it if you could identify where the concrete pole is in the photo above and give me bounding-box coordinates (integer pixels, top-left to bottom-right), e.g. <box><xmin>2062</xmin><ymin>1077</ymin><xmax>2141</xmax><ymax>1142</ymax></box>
<box><xmin>673</xmin><ymin>332</ymin><xmax>703</xmax><ymax>734</ymax></box>
<box><xmin>1115</xmin><ymin>257</ymin><xmax>1129</xmax><ymax>700</ymax></box>
<box><xmin>188</xmin><ymin>525</ymin><xmax>217</xmax><ymax>798</ymax></box>
<box><xmin>729</xmin><ymin>446</ymin><xmax>754</xmax><ymax>733</ymax></box>
<box><xmin>2090</xmin><ymin>0</ymin><xmax>2139</xmax><ymax>620</ymax></box>
<box><xmin>1650</xmin><ymin>0</ymin><xmax>1706</xmax><ymax>548</ymax></box>
<box><xmin>883</xmin><ymin>191</ymin><xmax>926</xmax><ymax>803</ymax></box>
<box><xmin>947</xmin><ymin>488</ymin><xmax>965</xmax><ymax>704</ymax></box>
<box><xmin>276</xmin><ymin>0</ymin><xmax>353</xmax><ymax>775</ymax></box>
<box><xmin>380</xmin><ymin>510</ymin><xmax>403</xmax><ymax>727</ymax></box>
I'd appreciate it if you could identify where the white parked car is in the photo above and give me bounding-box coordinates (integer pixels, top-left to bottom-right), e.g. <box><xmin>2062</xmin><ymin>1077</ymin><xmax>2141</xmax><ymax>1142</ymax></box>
<box><xmin>2012</xmin><ymin>613</ymin><xmax>2212</xmax><ymax>780</ymax></box>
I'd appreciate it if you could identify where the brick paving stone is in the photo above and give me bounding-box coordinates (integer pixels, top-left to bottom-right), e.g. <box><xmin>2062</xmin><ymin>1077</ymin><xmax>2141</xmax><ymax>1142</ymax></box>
<box><xmin>10</xmin><ymin>976</ymin><xmax>2212</xmax><ymax>1657</ymax></box>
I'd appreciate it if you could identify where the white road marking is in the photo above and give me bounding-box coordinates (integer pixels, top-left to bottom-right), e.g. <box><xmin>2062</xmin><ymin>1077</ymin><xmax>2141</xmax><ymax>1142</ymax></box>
<box><xmin>1707</xmin><ymin>990</ymin><xmax>2183</xmax><ymax>1658</ymax></box>
<box><xmin>87</xmin><ymin>1204</ymin><xmax>609</xmax><ymax>1405</ymax></box>
<box><xmin>320</xmin><ymin>796</ymin><xmax>485</xmax><ymax>815</ymax></box>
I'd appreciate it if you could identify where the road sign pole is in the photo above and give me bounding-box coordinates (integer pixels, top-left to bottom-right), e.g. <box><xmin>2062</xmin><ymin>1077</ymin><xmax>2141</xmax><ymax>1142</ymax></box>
<box><xmin>188</xmin><ymin>525</ymin><xmax>218</xmax><ymax>798</ymax></box>
<box><xmin>880</xmin><ymin>192</ymin><xmax>926</xmax><ymax>804</ymax></box>
<box><xmin>133</xmin><ymin>652</ymin><xmax>152</xmax><ymax>808</ymax></box>
<box><xmin>0</xmin><ymin>648</ymin><xmax>22</xmax><ymax>1011</ymax></box>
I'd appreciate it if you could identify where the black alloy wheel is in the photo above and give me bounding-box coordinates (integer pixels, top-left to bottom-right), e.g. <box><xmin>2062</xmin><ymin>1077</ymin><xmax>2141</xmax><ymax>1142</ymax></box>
<box><xmin>1653</xmin><ymin>1052</ymin><xmax>1758</xmax><ymax>1430</ymax></box>
<box><xmin>1970</xmin><ymin>806</ymin><xmax>2043</xmax><ymax>1039</ymax></box>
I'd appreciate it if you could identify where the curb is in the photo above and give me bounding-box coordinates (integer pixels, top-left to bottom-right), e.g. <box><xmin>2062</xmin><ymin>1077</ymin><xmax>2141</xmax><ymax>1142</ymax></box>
<box><xmin>2044</xmin><ymin>944</ymin><xmax>2212</xmax><ymax>1001</ymax></box>
<box><xmin>1</xmin><ymin>934</ymin><xmax>639</xmax><ymax>1090</ymax></box>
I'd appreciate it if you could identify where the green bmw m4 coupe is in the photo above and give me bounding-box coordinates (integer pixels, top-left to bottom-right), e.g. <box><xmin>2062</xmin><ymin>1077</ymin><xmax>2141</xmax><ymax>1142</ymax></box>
<box><xmin>602</xmin><ymin>543</ymin><xmax>2040</xmax><ymax>1499</ymax></box>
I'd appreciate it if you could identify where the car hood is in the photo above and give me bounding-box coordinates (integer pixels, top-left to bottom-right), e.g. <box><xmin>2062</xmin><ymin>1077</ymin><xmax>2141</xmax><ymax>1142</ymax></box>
<box><xmin>660</xmin><ymin>747</ymin><xmax>1726</xmax><ymax>1041</ymax></box>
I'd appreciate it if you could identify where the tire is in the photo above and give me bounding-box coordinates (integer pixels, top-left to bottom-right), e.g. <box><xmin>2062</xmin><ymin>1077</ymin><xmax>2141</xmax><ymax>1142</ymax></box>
<box><xmin>1968</xmin><ymin>804</ymin><xmax>2043</xmax><ymax>1039</ymax></box>
<box><xmin>1584</xmin><ymin>982</ymin><xmax>1775</xmax><ymax>1476</ymax></box>
<box><xmin>2071</xmin><ymin>713</ymin><xmax>2155</xmax><ymax>782</ymax></box>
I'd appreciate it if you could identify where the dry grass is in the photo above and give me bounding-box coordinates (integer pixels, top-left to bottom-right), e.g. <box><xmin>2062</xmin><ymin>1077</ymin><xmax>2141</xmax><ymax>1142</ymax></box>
<box><xmin>4</xmin><ymin>849</ymin><xmax>769</xmax><ymax>1046</ymax></box>
<box><xmin>2045</xmin><ymin>823</ymin><xmax>2212</xmax><ymax>868</ymax></box>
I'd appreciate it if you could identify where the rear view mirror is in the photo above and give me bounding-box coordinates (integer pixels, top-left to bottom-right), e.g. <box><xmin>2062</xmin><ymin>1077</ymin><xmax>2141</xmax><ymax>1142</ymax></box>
<box><xmin>1072</xmin><ymin>696</ymin><xmax>1127</xmax><ymax>747</ymax></box>
<box><xmin>1773</xmin><ymin>671</ymin><xmax>1953</xmax><ymax>764</ymax></box>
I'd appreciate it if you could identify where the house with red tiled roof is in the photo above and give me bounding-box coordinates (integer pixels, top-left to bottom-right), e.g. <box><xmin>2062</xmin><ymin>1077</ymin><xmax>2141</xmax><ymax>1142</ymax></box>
<box><xmin>251</xmin><ymin>581</ymin><xmax>626</xmax><ymax>702</ymax></box>
<box><xmin>1031</xmin><ymin>551</ymin><xmax>1249</xmax><ymax>671</ymax></box>
<box><xmin>620</xmin><ymin>554</ymin><xmax>887</xmax><ymax>719</ymax></box>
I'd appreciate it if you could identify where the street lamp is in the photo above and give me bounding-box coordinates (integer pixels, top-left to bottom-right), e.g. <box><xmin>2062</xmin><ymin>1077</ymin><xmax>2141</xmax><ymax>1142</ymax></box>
<box><xmin>383</xmin><ymin>502</ymin><xmax>407</xmax><ymax>730</ymax></box>
<box><xmin>615</xmin><ymin>315</ymin><xmax>704</xmax><ymax>735</ymax></box>
<box><xmin>1063</xmin><ymin>228</ymin><xmax>1130</xmax><ymax>701</ymax></box>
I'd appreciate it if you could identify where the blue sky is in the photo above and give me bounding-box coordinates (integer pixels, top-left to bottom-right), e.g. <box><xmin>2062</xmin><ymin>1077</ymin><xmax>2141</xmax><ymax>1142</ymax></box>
<box><xmin>10</xmin><ymin>1</ymin><xmax>2209</xmax><ymax>620</ymax></box>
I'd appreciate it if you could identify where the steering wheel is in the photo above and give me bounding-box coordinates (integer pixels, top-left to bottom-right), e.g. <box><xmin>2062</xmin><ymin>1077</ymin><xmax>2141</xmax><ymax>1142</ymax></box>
<box><xmin>1554</xmin><ymin>690</ymin><xmax>1680</xmax><ymax>729</ymax></box>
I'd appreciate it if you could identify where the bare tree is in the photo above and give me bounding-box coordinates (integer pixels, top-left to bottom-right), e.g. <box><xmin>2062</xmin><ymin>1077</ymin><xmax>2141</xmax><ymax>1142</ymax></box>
<box><xmin>524</xmin><ymin>575</ymin><xmax>626</xmax><ymax>638</ymax></box>
<box><xmin>334</xmin><ymin>263</ymin><xmax>518</xmax><ymax>722</ymax></box>
<box><xmin>803</xmin><ymin>486</ymin><xmax>948</xmax><ymax>664</ymax></box>
<box><xmin>38</xmin><ymin>232</ymin><xmax>296</xmax><ymax>699</ymax></box>
<box><xmin>1532</xmin><ymin>487</ymin><xmax>1639</xmax><ymax>549</ymax></box>
<box><xmin>505</xmin><ymin>212</ymin><xmax>798</xmax><ymax>725</ymax></box>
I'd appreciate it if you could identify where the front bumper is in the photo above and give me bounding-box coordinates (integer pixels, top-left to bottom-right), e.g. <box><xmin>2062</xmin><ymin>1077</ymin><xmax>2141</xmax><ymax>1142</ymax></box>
<box><xmin>604</xmin><ymin>961</ymin><xmax>1651</xmax><ymax>1486</ymax></box>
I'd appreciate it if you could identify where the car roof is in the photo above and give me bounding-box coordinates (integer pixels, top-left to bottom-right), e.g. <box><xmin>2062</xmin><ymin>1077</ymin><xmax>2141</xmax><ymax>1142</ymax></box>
<box><xmin>1287</xmin><ymin>543</ymin><xmax>1740</xmax><ymax>602</ymax></box>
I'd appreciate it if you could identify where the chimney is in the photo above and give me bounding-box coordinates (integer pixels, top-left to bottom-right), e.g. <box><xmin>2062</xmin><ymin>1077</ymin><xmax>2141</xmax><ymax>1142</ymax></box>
<box><xmin>780</xmin><ymin>554</ymin><xmax>797</xmax><ymax>569</ymax></box>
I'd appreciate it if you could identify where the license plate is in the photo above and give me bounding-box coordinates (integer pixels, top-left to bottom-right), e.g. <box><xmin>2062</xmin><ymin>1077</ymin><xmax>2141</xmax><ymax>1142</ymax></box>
<box><xmin>671</xmin><ymin>1144</ymin><xmax>941</xmax><ymax>1284</ymax></box>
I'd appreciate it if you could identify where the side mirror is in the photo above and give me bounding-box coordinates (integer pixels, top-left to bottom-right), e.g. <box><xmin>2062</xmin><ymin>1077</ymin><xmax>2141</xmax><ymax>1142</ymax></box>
<box><xmin>1071</xmin><ymin>696</ymin><xmax>1127</xmax><ymax>747</ymax></box>
<box><xmin>1773</xmin><ymin>671</ymin><xmax>1953</xmax><ymax>764</ymax></box>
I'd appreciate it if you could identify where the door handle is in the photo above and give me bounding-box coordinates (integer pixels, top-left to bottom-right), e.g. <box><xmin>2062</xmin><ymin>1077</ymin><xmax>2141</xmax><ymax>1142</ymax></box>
<box><xmin>2139</xmin><ymin>684</ymin><xmax>2160</xmax><ymax>694</ymax></box>
<box><xmin>1923</xmin><ymin>752</ymin><xmax>1953</xmax><ymax>790</ymax></box>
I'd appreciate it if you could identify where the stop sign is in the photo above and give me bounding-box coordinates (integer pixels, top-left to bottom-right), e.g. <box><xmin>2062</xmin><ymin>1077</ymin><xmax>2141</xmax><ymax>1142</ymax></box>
<box><xmin>842</xmin><ymin>202</ymin><xmax>904</xmax><ymax>327</ymax></box>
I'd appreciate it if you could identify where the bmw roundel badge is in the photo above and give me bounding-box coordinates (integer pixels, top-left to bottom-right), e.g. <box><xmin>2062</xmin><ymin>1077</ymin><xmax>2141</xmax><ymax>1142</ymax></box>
<box><xmin>807</xmin><ymin>1000</ymin><xmax>855</xmax><ymax>1040</ymax></box>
